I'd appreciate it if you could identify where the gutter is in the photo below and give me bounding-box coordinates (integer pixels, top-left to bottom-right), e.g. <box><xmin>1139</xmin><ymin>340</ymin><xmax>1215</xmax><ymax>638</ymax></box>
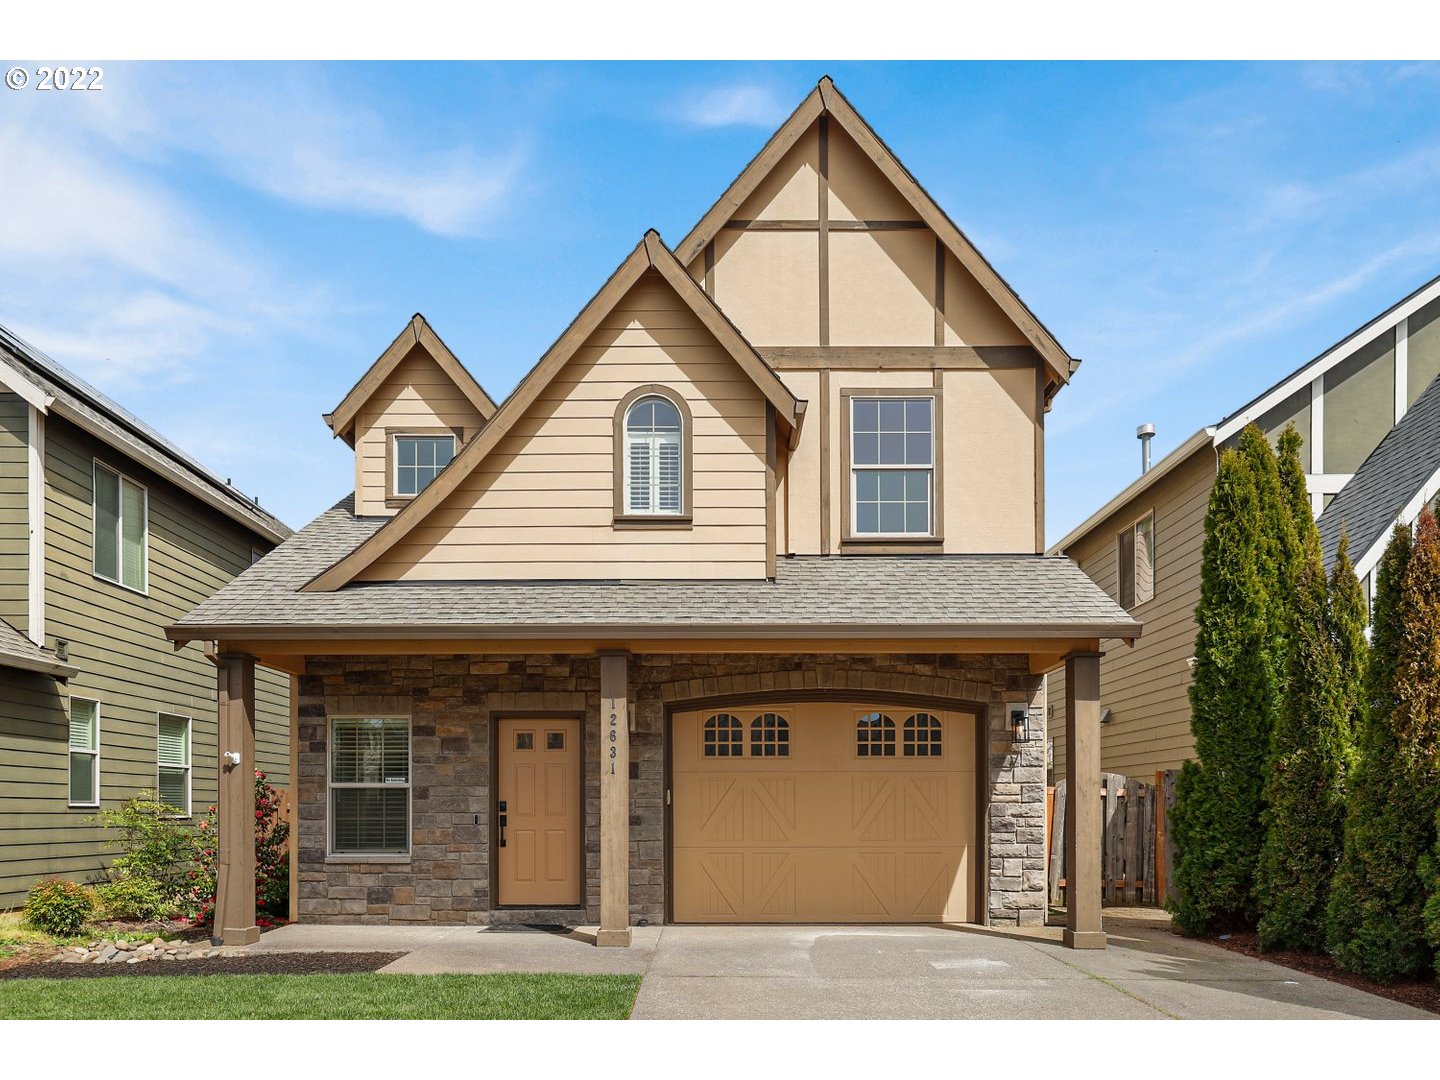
<box><xmin>0</xmin><ymin>652</ymin><xmax>79</xmax><ymax>680</ymax></box>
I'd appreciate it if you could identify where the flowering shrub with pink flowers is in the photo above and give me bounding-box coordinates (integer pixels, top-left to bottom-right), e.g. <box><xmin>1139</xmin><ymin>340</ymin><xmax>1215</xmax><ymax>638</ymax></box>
<box><xmin>183</xmin><ymin>769</ymin><xmax>290</xmax><ymax>927</ymax></box>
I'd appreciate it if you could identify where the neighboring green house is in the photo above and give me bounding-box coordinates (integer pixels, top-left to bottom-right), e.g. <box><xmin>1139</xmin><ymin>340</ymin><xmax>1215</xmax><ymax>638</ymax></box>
<box><xmin>0</xmin><ymin>323</ymin><xmax>293</xmax><ymax>907</ymax></box>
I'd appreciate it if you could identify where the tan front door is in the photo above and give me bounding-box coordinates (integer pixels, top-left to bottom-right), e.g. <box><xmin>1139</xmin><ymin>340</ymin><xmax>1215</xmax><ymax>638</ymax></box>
<box><xmin>497</xmin><ymin>718</ymin><xmax>581</xmax><ymax>907</ymax></box>
<box><xmin>672</xmin><ymin>702</ymin><xmax>976</xmax><ymax>923</ymax></box>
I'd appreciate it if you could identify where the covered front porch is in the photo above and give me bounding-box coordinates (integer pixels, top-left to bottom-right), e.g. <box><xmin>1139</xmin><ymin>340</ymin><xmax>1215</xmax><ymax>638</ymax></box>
<box><xmin>205</xmin><ymin>640</ymin><xmax>1110</xmax><ymax>951</ymax></box>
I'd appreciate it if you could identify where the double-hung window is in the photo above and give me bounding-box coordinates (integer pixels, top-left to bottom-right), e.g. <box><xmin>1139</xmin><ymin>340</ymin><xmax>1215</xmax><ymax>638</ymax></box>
<box><xmin>393</xmin><ymin>434</ymin><xmax>456</xmax><ymax>497</ymax></box>
<box><xmin>68</xmin><ymin>698</ymin><xmax>100</xmax><ymax>807</ymax></box>
<box><xmin>850</xmin><ymin>396</ymin><xmax>935</xmax><ymax>536</ymax></box>
<box><xmin>330</xmin><ymin>717</ymin><xmax>411</xmax><ymax>856</ymax></box>
<box><xmin>93</xmin><ymin>462</ymin><xmax>147</xmax><ymax>592</ymax></box>
<box><xmin>1118</xmin><ymin>511</ymin><xmax>1156</xmax><ymax>609</ymax></box>
<box><xmin>157</xmin><ymin>713</ymin><xmax>191</xmax><ymax>816</ymax></box>
<box><xmin>623</xmin><ymin>395</ymin><xmax>684</xmax><ymax>516</ymax></box>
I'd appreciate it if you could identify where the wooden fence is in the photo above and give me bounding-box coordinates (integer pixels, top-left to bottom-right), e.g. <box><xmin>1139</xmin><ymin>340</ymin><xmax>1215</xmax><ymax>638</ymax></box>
<box><xmin>1047</xmin><ymin>770</ymin><xmax>1179</xmax><ymax>907</ymax></box>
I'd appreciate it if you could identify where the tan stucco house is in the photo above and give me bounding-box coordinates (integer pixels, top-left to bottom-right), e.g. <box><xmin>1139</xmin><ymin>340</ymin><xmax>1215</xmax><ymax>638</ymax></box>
<box><xmin>171</xmin><ymin>79</ymin><xmax>1136</xmax><ymax>949</ymax></box>
<box><xmin>1049</xmin><ymin>271</ymin><xmax>1440</xmax><ymax>780</ymax></box>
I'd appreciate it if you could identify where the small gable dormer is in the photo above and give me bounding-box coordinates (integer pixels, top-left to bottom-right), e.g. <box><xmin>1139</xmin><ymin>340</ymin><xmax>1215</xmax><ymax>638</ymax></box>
<box><xmin>325</xmin><ymin>314</ymin><xmax>497</xmax><ymax>516</ymax></box>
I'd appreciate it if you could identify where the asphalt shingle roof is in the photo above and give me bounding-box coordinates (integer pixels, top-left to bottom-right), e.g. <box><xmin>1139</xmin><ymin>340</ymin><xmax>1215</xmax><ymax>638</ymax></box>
<box><xmin>0</xmin><ymin>616</ymin><xmax>77</xmax><ymax>679</ymax></box>
<box><xmin>1318</xmin><ymin>373</ymin><xmax>1440</xmax><ymax>570</ymax></box>
<box><xmin>170</xmin><ymin>497</ymin><xmax>1140</xmax><ymax>640</ymax></box>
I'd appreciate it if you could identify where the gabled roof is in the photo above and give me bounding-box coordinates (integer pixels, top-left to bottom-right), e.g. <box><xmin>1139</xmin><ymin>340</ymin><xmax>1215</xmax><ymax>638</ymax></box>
<box><xmin>0</xmin><ymin>323</ymin><xmax>291</xmax><ymax>545</ymax></box>
<box><xmin>674</xmin><ymin>76</ymin><xmax>1078</xmax><ymax>395</ymax></box>
<box><xmin>168</xmin><ymin>497</ymin><xmax>1140</xmax><ymax>643</ymax></box>
<box><xmin>0</xmin><ymin>616</ymin><xmax>77</xmax><ymax>679</ymax></box>
<box><xmin>324</xmin><ymin>312</ymin><xmax>497</xmax><ymax>446</ymax></box>
<box><xmin>302</xmin><ymin>231</ymin><xmax>805</xmax><ymax>593</ymax></box>
<box><xmin>1318</xmin><ymin>372</ymin><xmax>1440</xmax><ymax>576</ymax></box>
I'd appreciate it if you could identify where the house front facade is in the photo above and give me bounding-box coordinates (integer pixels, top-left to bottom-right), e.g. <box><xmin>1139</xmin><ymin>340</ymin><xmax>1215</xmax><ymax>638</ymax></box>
<box><xmin>1048</xmin><ymin>272</ymin><xmax>1440</xmax><ymax>781</ymax></box>
<box><xmin>0</xmin><ymin>326</ymin><xmax>293</xmax><ymax>907</ymax></box>
<box><xmin>172</xmin><ymin>80</ymin><xmax>1136</xmax><ymax>948</ymax></box>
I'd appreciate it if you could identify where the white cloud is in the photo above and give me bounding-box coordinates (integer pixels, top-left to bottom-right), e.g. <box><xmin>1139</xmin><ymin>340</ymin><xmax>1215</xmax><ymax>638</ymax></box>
<box><xmin>678</xmin><ymin>82</ymin><xmax>789</xmax><ymax>128</ymax></box>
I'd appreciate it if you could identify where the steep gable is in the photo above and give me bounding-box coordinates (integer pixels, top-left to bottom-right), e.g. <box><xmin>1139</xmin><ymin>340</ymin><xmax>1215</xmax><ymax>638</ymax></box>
<box><xmin>678</xmin><ymin>77</ymin><xmax>1075</xmax><ymax>396</ymax></box>
<box><xmin>306</xmin><ymin>233</ymin><xmax>802</xmax><ymax>589</ymax></box>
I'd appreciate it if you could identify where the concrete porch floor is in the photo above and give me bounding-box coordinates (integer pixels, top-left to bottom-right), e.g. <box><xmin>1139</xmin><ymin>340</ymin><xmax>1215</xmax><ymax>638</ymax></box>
<box><xmin>247</xmin><ymin>913</ymin><xmax>1433</xmax><ymax>1020</ymax></box>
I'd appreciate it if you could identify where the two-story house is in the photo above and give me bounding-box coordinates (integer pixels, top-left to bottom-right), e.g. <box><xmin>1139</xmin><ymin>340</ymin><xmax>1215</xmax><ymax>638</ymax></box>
<box><xmin>0</xmin><ymin>324</ymin><xmax>293</xmax><ymax>907</ymax></box>
<box><xmin>171</xmin><ymin>79</ymin><xmax>1137</xmax><ymax>949</ymax></box>
<box><xmin>1048</xmin><ymin>271</ymin><xmax>1440</xmax><ymax>782</ymax></box>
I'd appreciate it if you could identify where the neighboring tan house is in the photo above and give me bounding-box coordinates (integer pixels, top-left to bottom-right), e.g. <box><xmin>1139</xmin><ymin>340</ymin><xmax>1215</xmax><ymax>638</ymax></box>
<box><xmin>1049</xmin><ymin>272</ymin><xmax>1440</xmax><ymax>781</ymax></box>
<box><xmin>0</xmin><ymin>324</ymin><xmax>293</xmax><ymax>907</ymax></box>
<box><xmin>171</xmin><ymin>78</ymin><xmax>1137</xmax><ymax>950</ymax></box>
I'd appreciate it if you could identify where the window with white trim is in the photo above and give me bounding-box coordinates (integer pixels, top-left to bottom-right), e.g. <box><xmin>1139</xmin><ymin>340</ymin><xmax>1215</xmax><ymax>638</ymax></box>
<box><xmin>1118</xmin><ymin>511</ymin><xmax>1156</xmax><ymax>609</ymax></box>
<box><xmin>393</xmin><ymin>434</ymin><xmax>456</xmax><ymax>497</ymax></box>
<box><xmin>68</xmin><ymin>698</ymin><xmax>100</xmax><ymax>807</ymax></box>
<box><xmin>93</xmin><ymin>461</ymin><xmax>147</xmax><ymax>592</ymax></box>
<box><xmin>330</xmin><ymin>717</ymin><xmax>410</xmax><ymax>855</ymax></box>
<box><xmin>851</xmin><ymin>397</ymin><xmax>934</xmax><ymax>536</ymax></box>
<box><xmin>157</xmin><ymin>713</ymin><xmax>191</xmax><ymax>816</ymax></box>
<box><xmin>624</xmin><ymin>395</ymin><xmax>683</xmax><ymax>515</ymax></box>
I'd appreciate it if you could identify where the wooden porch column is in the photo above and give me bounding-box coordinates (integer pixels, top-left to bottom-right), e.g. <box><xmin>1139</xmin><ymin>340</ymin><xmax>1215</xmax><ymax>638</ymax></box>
<box><xmin>1063</xmin><ymin>650</ymin><xmax>1106</xmax><ymax>949</ymax></box>
<box><xmin>597</xmin><ymin>651</ymin><xmax>632</xmax><ymax>947</ymax></box>
<box><xmin>215</xmin><ymin>653</ymin><xmax>258</xmax><ymax>946</ymax></box>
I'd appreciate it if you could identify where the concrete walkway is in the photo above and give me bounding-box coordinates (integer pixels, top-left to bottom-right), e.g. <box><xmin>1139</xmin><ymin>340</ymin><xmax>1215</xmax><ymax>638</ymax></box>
<box><xmin>248</xmin><ymin>913</ymin><xmax>1433</xmax><ymax>1020</ymax></box>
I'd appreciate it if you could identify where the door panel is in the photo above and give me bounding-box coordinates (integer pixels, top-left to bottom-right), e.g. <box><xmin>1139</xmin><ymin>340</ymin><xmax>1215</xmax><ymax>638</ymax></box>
<box><xmin>672</xmin><ymin>702</ymin><xmax>975</xmax><ymax>923</ymax></box>
<box><xmin>498</xmin><ymin>718</ymin><xmax>580</xmax><ymax>906</ymax></box>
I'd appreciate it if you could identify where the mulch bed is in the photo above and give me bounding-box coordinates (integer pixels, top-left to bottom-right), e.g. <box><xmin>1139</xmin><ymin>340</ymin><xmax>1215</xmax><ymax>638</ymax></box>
<box><xmin>0</xmin><ymin>952</ymin><xmax>406</xmax><ymax>981</ymax></box>
<box><xmin>1206</xmin><ymin>931</ymin><xmax>1440</xmax><ymax>1016</ymax></box>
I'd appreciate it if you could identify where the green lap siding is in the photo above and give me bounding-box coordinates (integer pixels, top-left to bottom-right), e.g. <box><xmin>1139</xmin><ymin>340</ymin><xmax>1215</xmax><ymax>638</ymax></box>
<box><xmin>0</xmin><ymin>400</ymin><xmax>290</xmax><ymax>908</ymax></box>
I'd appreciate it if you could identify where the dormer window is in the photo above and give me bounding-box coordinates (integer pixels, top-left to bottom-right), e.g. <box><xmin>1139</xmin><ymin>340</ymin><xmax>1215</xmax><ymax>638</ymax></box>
<box><xmin>391</xmin><ymin>433</ymin><xmax>456</xmax><ymax>499</ymax></box>
<box><xmin>615</xmin><ymin>386</ymin><xmax>692</xmax><ymax>524</ymax></box>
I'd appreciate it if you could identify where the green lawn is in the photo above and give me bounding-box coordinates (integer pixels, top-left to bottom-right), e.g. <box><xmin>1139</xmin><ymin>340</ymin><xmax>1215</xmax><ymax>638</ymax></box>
<box><xmin>0</xmin><ymin>972</ymin><xmax>642</xmax><ymax>1020</ymax></box>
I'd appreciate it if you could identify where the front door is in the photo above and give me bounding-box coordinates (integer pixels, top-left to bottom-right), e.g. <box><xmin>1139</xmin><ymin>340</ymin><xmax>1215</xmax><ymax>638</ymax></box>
<box><xmin>497</xmin><ymin>718</ymin><xmax>581</xmax><ymax>907</ymax></box>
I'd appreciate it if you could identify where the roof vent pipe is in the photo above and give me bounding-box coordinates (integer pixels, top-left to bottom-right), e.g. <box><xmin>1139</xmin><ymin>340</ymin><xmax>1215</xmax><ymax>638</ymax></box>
<box><xmin>1137</xmin><ymin>423</ymin><xmax>1156</xmax><ymax>474</ymax></box>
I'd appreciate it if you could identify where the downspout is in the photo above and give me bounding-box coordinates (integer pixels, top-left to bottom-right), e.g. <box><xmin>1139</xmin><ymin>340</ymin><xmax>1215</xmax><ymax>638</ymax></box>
<box><xmin>27</xmin><ymin>404</ymin><xmax>44</xmax><ymax>646</ymax></box>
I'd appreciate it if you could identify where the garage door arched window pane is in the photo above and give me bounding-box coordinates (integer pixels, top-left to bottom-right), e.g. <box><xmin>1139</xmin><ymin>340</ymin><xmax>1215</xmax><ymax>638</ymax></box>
<box><xmin>702</xmin><ymin>713</ymin><xmax>743</xmax><ymax>757</ymax></box>
<box><xmin>856</xmin><ymin>712</ymin><xmax>895</xmax><ymax>757</ymax></box>
<box><xmin>750</xmin><ymin>713</ymin><xmax>790</xmax><ymax>757</ymax></box>
<box><xmin>903</xmin><ymin>713</ymin><xmax>943</xmax><ymax>757</ymax></box>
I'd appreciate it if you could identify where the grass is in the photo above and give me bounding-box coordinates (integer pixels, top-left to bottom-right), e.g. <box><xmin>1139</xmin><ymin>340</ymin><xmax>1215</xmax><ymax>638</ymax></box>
<box><xmin>0</xmin><ymin>972</ymin><xmax>642</xmax><ymax>1020</ymax></box>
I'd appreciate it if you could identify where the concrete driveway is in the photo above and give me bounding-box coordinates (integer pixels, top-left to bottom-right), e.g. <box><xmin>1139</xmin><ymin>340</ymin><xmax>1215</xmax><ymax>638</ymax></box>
<box><xmin>250</xmin><ymin>913</ymin><xmax>1432</xmax><ymax>1020</ymax></box>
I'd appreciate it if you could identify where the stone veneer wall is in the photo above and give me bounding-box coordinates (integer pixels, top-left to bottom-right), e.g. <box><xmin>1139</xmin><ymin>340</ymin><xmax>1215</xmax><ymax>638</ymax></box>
<box><xmin>296</xmin><ymin>653</ymin><xmax>1046</xmax><ymax>927</ymax></box>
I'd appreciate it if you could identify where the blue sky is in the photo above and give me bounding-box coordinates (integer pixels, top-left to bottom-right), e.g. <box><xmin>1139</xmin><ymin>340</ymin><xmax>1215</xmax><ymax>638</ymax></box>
<box><xmin>5</xmin><ymin>60</ymin><xmax>1440</xmax><ymax>544</ymax></box>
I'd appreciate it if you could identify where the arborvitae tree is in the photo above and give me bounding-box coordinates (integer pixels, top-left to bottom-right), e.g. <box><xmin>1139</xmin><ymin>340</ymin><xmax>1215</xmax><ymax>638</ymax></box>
<box><xmin>1170</xmin><ymin>425</ymin><xmax>1285</xmax><ymax>933</ymax></box>
<box><xmin>1329</xmin><ymin>534</ymin><xmax>1369</xmax><ymax>752</ymax></box>
<box><xmin>1277</xmin><ymin>424</ymin><xmax>1322</xmax><ymax>579</ymax></box>
<box><xmin>1256</xmin><ymin>550</ymin><xmax>1348</xmax><ymax>951</ymax></box>
<box><xmin>1327</xmin><ymin>515</ymin><xmax>1435</xmax><ymax>981</ymax></box>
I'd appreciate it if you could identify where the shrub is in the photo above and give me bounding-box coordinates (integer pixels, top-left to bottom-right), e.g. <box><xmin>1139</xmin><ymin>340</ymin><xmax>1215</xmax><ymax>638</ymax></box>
<box><xmin>1170</xmin><ymin>425</ymin><xmax>1288</xmax><ymax>934</ymax></box>
<box><xmin>95</xmin><ymin>872</ymin><xmax>176</xmax><ymax>922</ymax></box>
<box><xmin>183</xmin><ymin>769</ymin><xmax>290</xmax><ymax>926</ymax></box>
<box><xmin>23</xmin><ymin>878</ymin><xmax>96</xmax><ymax>937</ymax></box>
<box><xmin>92</xmin><ymin>791</ymin><xmax>202</xmax><ymax>905</ymax></box>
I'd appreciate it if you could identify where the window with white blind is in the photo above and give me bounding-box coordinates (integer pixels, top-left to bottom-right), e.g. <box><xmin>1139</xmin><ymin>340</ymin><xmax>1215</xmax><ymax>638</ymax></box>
<box><xmin>623</xmin><ymin>395</ymin><xmax>684</xmax><ymax>516</ymax></box>
<box><xmin>68</xmin><ymin>698</ymin><xmax>100</xmax><ymax>808</ymax></box>
<box><xmin>1118</xmin><ymin>511</ymin><xmax>1156</xmax><ymax>609</ymax></box>
<box><xmin>329</xmin><ymin>717</ymin><xmax>411</xmax><ymax>856</ymax></box>
<box><xmin>157</xmin><ymin>713</ymin><xmax>191</xmax><ymax>816</ymax></box>
<box><xmin>93</xmin><ymin>461</ymin><xmax>147</xmax><ymax>592</ymax></box>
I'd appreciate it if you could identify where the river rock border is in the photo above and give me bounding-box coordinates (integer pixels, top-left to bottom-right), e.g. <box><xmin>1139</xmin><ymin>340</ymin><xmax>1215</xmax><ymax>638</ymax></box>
<box><xmin>47</xmin><ymin>937</ymin><xmax>242</xmax><ymax>965</ymax></box>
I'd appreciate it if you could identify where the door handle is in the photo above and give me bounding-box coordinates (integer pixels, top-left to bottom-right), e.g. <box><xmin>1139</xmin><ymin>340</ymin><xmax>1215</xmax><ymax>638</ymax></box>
<box><xmin>498</xmin><ymin>800</ymin><xmax>507</xmax><ymax>848</ymax></box>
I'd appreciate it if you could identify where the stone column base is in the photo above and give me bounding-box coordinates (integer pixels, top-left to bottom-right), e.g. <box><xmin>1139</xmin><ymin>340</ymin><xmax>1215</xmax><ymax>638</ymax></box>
<box><xmin>595</xmin><ymin>928</ymin><xmax>633</xmax><ymax>948</ymax></box>
<box><xmin>216</xmin><ymin>925</ymin><xmax>261</xmax><ymax>946</ymax></box>
<box><xmin>1062</xmin><ymin>929</ymin><xmax>1107</xmax><ymax>950</ymax></box>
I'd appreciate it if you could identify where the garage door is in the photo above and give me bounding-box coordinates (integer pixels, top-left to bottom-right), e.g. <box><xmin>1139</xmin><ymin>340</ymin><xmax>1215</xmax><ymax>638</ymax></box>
<box><xmin>672</xmin><ymin>702</ymin><xmax>976</xmax><ymax>923</ymax></box>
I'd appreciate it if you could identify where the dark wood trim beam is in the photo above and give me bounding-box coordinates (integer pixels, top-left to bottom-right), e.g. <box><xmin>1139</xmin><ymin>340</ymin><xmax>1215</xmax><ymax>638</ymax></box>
<box><xmin>719</xmin><ymin>219</ymin><xmax>928</xmax><ymax>231</ymax></box>
<box><xmin>818</xmin><ymin>115</ymin><xmax>830</xmax><ymax>349</ymax></box>
<box><xmin>760</xmin><ymin>345</ymin><xmax>1040</xmax><ymax>370</ymax></box>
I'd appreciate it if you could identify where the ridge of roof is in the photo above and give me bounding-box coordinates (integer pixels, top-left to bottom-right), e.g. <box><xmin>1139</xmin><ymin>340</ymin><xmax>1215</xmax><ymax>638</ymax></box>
<box><xmin>0</xmin><ymin>322</ymin><xmax>291</xmax><ymax>543</ymax></box>
<box><xmin>300</xmin><ymin>231</ymin><xmax>803</xmax><ymax>594</ymax></box>
<box><xmin>673</xmin><ymin>76</ymin><xmax>1076</xmax><ymax>394</ymax></box>
<box><xmin>324</xmin><ymin>312</ymin><xmax>497</xmax><ymax>445</ymax></box>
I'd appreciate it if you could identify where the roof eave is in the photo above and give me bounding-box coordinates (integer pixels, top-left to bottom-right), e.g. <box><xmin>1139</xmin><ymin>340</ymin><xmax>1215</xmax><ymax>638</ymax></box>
<box><xmin>0</xmin><ymin>651</ymin><xmax>79</xmax><ymax>680</ymax></box>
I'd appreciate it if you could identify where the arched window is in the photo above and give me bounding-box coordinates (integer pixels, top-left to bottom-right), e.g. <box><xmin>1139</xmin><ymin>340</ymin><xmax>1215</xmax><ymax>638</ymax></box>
<box><xmin>750</xmin><ymin>713</ymin><xmax>790</xmax><ymax>757</ymax></box>
<box><xmin>856</xmin><ymin>712</ymin><xmax>896</xmax><ymax>757</ymax></box>
<box><xmin>903</xmin><ymin>713</ymin><xmax>942</xmax><ymax>757</ymax></box>
<box><xmin>702</xmin><ymin>713</ymin><xmax>743</xmax><ymax>757</ymax></box>
<box><xmin>622</xmin><ymin>393</ymin><xmax>684</xmax><ymax>516</ymax></box>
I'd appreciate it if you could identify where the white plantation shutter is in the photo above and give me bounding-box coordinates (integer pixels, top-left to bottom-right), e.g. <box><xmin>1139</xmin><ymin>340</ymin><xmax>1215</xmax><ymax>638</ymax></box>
<box><xmin>657</xmin><ymin>439</ymin><xmax>681</xmax><ymax>514</ymax></box>
<box><xmin>627</xmin><ymin>440</ymin><xmax>653</xmax><ymax>513</ymax></box>
<box><xmin>69</xmin><ymin>700</ymin><xmax>97</xmax><ymax>751</ymax></box>
<box><xmin>157</xmin><ymin>714</ymin><xmax>190</xmax><ymax>815</ymax></box>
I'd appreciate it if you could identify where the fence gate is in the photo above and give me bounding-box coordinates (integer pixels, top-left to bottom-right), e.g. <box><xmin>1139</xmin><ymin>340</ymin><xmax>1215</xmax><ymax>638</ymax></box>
<box><xmin>1047</xmin><ymin>771</ymin><xmax>1177</xmax><ymax>907</ymax></box>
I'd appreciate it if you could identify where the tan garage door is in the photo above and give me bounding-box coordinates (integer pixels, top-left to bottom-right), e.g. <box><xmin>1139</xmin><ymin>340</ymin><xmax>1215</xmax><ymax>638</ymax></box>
<box><xmin>672</xmin><ymin>702</ymin><xmax>976</xmax><ymax>923</ymax></box>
